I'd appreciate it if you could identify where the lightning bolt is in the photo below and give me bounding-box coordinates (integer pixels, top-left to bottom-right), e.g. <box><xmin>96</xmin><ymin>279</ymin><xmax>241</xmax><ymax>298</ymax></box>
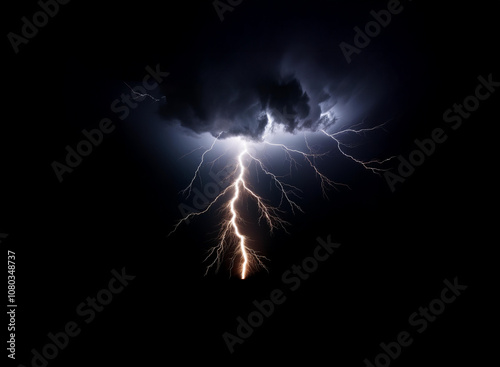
<box><xmin>227</xmin><ymin>145</ymin><xmax>250</xmax><ymax>279</ymax></box>
<box><xmin>124</xmin><ymin>82</ymin><xmax>165</xmax><ymax>102</ymax></box>
<box><xmin>320</xmin><ymin>120</ymin><xmax>396</xmax><ymax>174</ymax></box>
<box><xmin>180</xmin><ymin>132</ymin><xmax>223</xmax><ymax>198</ymax></box>
<box><xmin>169</xmin><ymin>119</ymin><xmax>394</xmax><ymax>278</ymax></box>
<box><xmin>263</xmin><ymin>140</ymin><xmax>350</xmax><ymax>197</ymax></box>
<box><xmin>204</xmin><ymin>142</ymin><xmax>289</xmax><ymax>279</ymax></box>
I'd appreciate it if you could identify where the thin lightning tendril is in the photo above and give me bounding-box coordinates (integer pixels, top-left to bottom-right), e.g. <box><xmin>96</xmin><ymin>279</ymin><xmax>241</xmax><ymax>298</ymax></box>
<box><xmin>264</xmin><ymin>141</ymin><xmax>351</xmax><ymax>197</ymax></box>
<box><xmin>180</xmin><ymin>132</ymin><xmax>223</xmax><ymax>198</ymax></box>
<box><xmin>320</xmin><ymin>121</ymin><xmax>396</xmax><ymax>174</ymax></box>
<box><xmin>124</xmin><ymin>82</ymin><xmax>164</xmax><ymax>102</ymax></box>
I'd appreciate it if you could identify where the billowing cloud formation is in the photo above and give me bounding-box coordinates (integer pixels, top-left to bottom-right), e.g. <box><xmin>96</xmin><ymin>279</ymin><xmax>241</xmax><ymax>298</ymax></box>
<box><xmin>157</xmin><ymin>1</ymin><xmax>408</xmax><ymax>141</ymax></box>
<box><xmin>158</xmin><ymin>52</ymin><xmax>387</xmax><ymax>141</ymax></box>
<box><xmin>158</xmin><ymin>54</ymin><xmax>316</xmax><ymax>140</ymax></box>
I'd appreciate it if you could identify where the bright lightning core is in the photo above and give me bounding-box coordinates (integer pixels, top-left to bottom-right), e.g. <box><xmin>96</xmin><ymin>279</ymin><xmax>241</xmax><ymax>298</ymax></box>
<box><xmin>169</xmin><ymin>115</ymin><xmax>394</xmax><ymax>279</ymax></box>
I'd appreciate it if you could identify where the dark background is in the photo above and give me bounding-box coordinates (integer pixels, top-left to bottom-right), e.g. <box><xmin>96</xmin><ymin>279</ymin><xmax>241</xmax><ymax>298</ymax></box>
<box><xmin>2</xmin><ymin>0</ymin><xmax>496</xmax><ymax>366</ymax></box>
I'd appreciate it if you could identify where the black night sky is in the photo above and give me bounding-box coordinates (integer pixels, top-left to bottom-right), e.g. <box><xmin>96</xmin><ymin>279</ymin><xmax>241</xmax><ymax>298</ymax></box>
<box><xmin>2</xmin><ymin>0</ymin><xmax>497</xmax><ymax>366</ymax></box>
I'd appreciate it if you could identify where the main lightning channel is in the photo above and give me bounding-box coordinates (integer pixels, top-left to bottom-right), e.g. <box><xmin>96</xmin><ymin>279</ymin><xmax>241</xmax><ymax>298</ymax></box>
<box><xmin>231</xmin><ymin>144</ymin><xmax>249</xmax><ymax>279</ymax></box>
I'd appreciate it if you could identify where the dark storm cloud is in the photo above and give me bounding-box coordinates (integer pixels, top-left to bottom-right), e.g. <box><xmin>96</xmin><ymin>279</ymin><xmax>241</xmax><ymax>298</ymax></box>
<box><xmin>157</xmin><ymin>0</ymin><xmax>409</xmax><ymax>141</ymax></box>
<box><xmin>158</xmin><ymin>53</ymin><xmax>319</xmax><ymax>141</ymax></box>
